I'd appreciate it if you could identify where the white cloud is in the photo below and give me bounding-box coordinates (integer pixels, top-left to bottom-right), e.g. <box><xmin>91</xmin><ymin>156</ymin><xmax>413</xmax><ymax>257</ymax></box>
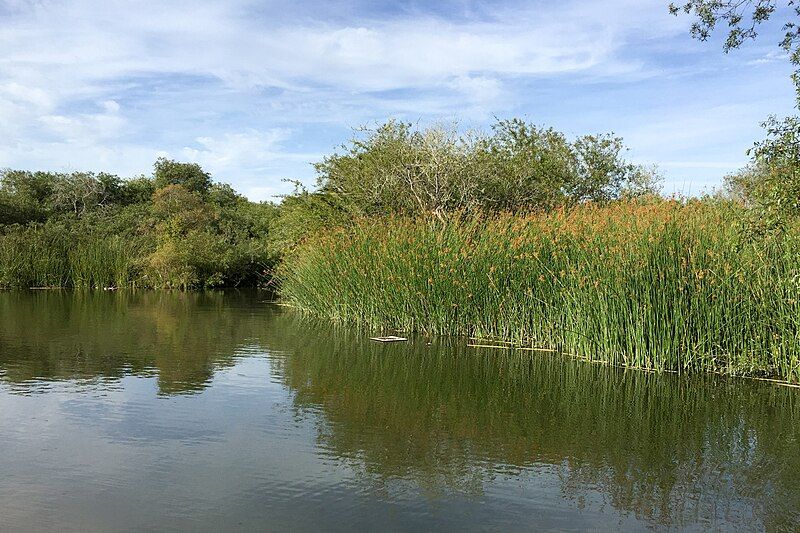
<box><xmin>0</xmin><ymin>140</ymin><xmax>163</xmax><ymax>177</ymax></box>
<box><xmin>748</xmin><ymin>50</ymin><xmax>790</xmax><ymax>65</ymax></box>
<box><xmin>38</xmin><ymin>99</ymin><xmax>125</xmax><ymax>143</ymax></box>
<box><xmin>178</xmin><ymin>129</ymin><xmax>321</xmax><ymax>198</ymax></box>
<box><xmin>447</xmin><ymin>75</ymin><xmax>505</xmax><ymax>107</ymax></box>
<box><xmin>0</xmin><ymin>0</ymin><xmax>673</xmax><ymax>100</ymax></box>
<box><xmin>180</xmin><ymin>129</ymin><xmax>318</xmax><ymax>174</ymax></box>
<box><xmin>181</xmin><ymin>130</ymin><xmax>292</xmax><ymax>167</ymax></box>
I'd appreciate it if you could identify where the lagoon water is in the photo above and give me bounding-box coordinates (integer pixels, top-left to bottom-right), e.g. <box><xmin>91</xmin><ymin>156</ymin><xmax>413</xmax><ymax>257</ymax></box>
<box><xmin>1</xmin><ymin>290</ymin><xmax>799</xmax><ymax>532</ymax></box>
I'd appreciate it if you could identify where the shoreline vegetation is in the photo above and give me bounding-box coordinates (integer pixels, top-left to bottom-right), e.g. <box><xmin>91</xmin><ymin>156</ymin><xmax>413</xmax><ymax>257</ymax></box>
<box><xmin>279</xmin><ymin>203</ymin><xmax>800</xmax><ymax>383</ymax></box>
<box><xmin>3</xmin><ymin>119</ymin><xmax>800</xmax><ymax>382</ymax></box>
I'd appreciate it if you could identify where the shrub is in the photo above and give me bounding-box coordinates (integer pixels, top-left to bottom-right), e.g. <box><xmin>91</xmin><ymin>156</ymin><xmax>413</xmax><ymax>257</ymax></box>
<box><xmin>312</xmin><ymin>119</ymin><xmax>661</xmax><ymax>219</ymax></box>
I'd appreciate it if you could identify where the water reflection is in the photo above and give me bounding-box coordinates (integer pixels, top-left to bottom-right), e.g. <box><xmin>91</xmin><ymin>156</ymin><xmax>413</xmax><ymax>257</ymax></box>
<box><xmin>0</xmin><ymin>291</ymin><xmax>798</xmax><ymax>531</ymax></box>
<box><xmin>0</xmin><ymin>290</ymin><xmax>272</xmax><ymax>394</ymax></box>
<box><xmin>266</xmin><ymin>318</ymin><xmax>800</xmax><ymax>530</ymax></box>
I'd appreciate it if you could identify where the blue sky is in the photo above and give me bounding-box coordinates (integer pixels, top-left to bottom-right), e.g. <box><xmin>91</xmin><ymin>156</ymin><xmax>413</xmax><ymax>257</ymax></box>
<box><xmin>0</xmin><ymin>0</ymin><xmax>796</xmax><ymax>200</ymax></box>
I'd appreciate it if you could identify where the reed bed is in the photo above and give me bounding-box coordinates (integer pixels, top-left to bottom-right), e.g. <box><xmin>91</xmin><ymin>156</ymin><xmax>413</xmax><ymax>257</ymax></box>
<box><xmin>0</xmin><ymin>227</ymin><xmax>142</xmax><ymax>289</ymax></box>
<box><xmin>279</xmin><ymin>200</ymin><xmax>800</xmax><ymax>382</ymax></box>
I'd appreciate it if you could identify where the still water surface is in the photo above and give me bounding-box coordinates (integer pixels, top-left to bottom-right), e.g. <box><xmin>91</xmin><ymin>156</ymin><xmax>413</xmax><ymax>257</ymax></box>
<box><xmin>1</xmin><ymin>291</ymin><xmax>799</xmax><ymax>532</ymax></box>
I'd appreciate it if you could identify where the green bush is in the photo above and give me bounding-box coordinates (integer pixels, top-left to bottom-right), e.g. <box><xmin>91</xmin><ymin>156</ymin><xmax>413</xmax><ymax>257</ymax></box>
<box><xmin>312</xmin><ymin>119</ymin><xmax>661</xmax><ymax>218</ymax></box>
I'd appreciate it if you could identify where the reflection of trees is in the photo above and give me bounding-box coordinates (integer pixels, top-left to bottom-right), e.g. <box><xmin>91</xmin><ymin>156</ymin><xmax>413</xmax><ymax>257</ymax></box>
<box><xmin>1</xmin><ymin>294</ymin><xmax>799</xmax><ymax>529</ymax></box>
<box><xmin>264</xmin><ymin>316</ymin><xmax>800</xmax><ymax>531</ymax></box>
<box><xmin>0</xmin><ymin>290</ymin><xmax>274</xmax><ymax>394</ymax></box>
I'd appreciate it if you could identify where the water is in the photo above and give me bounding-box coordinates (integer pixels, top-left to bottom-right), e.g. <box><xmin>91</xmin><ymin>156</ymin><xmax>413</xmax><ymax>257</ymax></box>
<box><xmin>0</xmin><ymin>291</ymin><xmax>798</xmax><ymax>532</ymax></box>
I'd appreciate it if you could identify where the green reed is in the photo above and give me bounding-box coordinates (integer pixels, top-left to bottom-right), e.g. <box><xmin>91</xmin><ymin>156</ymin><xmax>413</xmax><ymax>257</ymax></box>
<box><xmin>0</xmin><ymin>226</ymin><xmax>142</xmax><ymax>289</ymax></box>
<box><xmin>68</xmin><ymin>236</ymin><xmax>142</xmax><ymax>289</ymax></box>
<box><xmin>279</xmin><ymin>200</ymin><xmax>800</xmax><ymax>382</ymax></box>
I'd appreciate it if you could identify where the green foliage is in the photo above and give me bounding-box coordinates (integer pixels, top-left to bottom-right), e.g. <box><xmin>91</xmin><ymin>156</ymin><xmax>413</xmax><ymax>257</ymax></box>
<box><xmin>0</xmin><ymin>223</ymin><xmax>71</xmax><ymax>288</ymax></box>
<box><xmin>669</xmin><ymin>1</ymin><xmax>781</xmax><ymax>51</ymax></box>
<box><xmin>479</xmin><ymin>119</ymin><xmax>662</xmax><ymax>209</ymax></box>
<box><xmin>672</xmin><ymin>2</ymin><xmax>800</xmax><ymax>229</ymax></box>
<box><xmin>721</xmin><ymin>116</ymin><xmax>800</xmax><ymax>231</ymax></box>
<box><xmin>0</xmin><ymin>120</ymin><xmax>663</xmax><ymax>284</ymax></box>
<box><xmin>312</xmin><ymin>119</ymin><xmax>660</xmax><ymax>218</ymax></box>
<box><xmin>119</xmin><ymin>176</ymin><xmax>156</xmax><ymax>204</ymax></box>
<box><xmin>0</xmin><ymin>190</ymin><xmax>20</xmax><ymax>225</ymax></box>
<box><xmin>50</xmin><ymin>172</ymin><xmax>112</xmax><ymax>216</ymax></box>
<box><xmin>153</xmin><ymin>157</ymin><xmax>212</xmax><ymax>195</ymax></box>
<box><xmin>0</xmin><ymin>170</ymin><xmax>56</xmax><ymax>223</ymax></box>
<box><xmin>269</xmin><ymin>184</ymin><xmax>356</xmax><ymax>253</ymax></box>
<box><xmin>752</xmin><ymin>116</ymin><xmax>800</xmax><ymax>219</ymax></box>
<box><xmin>280</xmin><ymin>201</ymin><xmax>800</xmax><ymax>382</ymax></box>
<box><xmin>212</xmin><ymin>198</ymin><xmax>280</xmax><ymax>287</ymax></box>
<box><xmin>0</xmin><ymin>169</ymin><xmax>154</xmax><ymax>222</ymax></box>
<box><xmin>0</xmin><ymin>160</ymin><xmax>278</xmax><ymax>289</ymax></box>
<box><xmin>0</xmin><ymin>218</ymin><xmax>145</xmax><ymax>289</ymax></box>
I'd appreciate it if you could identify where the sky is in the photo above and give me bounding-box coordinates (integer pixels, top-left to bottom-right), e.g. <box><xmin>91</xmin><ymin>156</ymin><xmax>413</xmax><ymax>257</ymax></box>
<box><xmin>0</xmin><ymin>0</ymin><xmax>797</xmax><ymax>201</ymax></box>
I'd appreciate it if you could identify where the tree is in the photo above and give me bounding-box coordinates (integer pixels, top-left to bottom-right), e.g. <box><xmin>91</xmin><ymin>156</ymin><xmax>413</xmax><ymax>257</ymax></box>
<box><xmin>119</xmin><ymin>176</ymin><xmax>156</xmax><ymax>205</ymax></box>
<box><xmin>477</xmin><ymin>119</ymin><xmax>576</xmax><ymax>211</ymax></box>
<box><xmin>51</xmin><ymin>172</ymin><xmax>110</xmax><ymax>217</ymax></box>
<box><xmin>480</xmin><ymin>119</ymin><xmax>660</xmax><ymax>209</ymax></box>
<box><xmin>311</xmin><ymin>119</ymin><xmax>659</xmax><ymax>219</ymax></box>
<box><xmin>314</xmin><ymin>120</ymin><xmax>480</xmax><ymax>218</ymax></box>
<box><xmin>208</xmin><ymin>183</ymin><xmax>243</xmax><ymax>209</ymax></box>
<box><xmin>0</xmin><ymin>190</ymin><xmax>16</xmax><ymax>225</ymax></box>
<box><xmin>0</xmin><ymin>170</ymin><xmax>56</xmax><ymax>222</ymax></box>
<box><xmin>151</xmin><ymin>184</ymin><xmax>212</xmax><ymax>236</ymax></box>
<box><xmin>153</xmin><ymin>158</ymin><xmax>212</xmax><ymax>195</ymax></box>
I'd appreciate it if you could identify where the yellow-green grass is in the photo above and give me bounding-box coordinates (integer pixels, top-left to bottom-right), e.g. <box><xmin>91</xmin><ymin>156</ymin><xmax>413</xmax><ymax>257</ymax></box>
<box><xmin>279</xmin><ymin>200</ymin><xmax>800</xmax><ymax>382</ymax></box>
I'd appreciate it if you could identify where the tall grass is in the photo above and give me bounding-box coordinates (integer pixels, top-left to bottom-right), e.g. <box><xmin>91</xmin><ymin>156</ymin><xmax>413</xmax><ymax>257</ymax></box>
<box><xmin>0</xmin><ymin>226</ymin><xmax>71</xmax><ymax>288</ymax></box>
<box><xmin>68</xmin><ymin>236</ymin><xmax>142</xmax><ymax>289</ymax></box>
<box><xmin>0</xmin><ymin>226</ymin><xmax>142</xmax><ymax>289</ymax></box>
<box><xmin>280</xmin><ymin>200</ymin><xmax>800</xmax><ymax>382</ymax></box>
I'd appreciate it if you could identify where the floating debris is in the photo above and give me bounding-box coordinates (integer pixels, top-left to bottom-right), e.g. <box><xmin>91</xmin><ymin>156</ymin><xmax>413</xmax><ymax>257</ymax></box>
<box><xmin>370</xmin><ymin>336</ymin><xmax>408</xmax><ymax>343</ymax></box>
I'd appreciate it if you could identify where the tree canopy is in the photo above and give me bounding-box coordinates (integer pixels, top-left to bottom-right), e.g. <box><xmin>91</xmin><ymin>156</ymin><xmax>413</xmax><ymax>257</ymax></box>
<box><xmin>313</xmin><ymin>119</ymin><xmax>660</xmax><ymax>219</ymax></box>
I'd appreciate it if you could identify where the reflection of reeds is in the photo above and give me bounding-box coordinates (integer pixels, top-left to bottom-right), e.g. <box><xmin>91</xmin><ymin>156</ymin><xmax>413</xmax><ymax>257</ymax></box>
<box><xmin>272</xmin><ymin>322</ymin><xmax>800</xmax><ymax>530</ymax></box>
<box><xmin>0</xmin><ymin>290</ymin><xmax>274</xmax><ymax>394</ymax></box>
<box><xmin>280</xmin><ymin>200</ymin><xmax>800</xmax><ymax>382</ymax></box>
